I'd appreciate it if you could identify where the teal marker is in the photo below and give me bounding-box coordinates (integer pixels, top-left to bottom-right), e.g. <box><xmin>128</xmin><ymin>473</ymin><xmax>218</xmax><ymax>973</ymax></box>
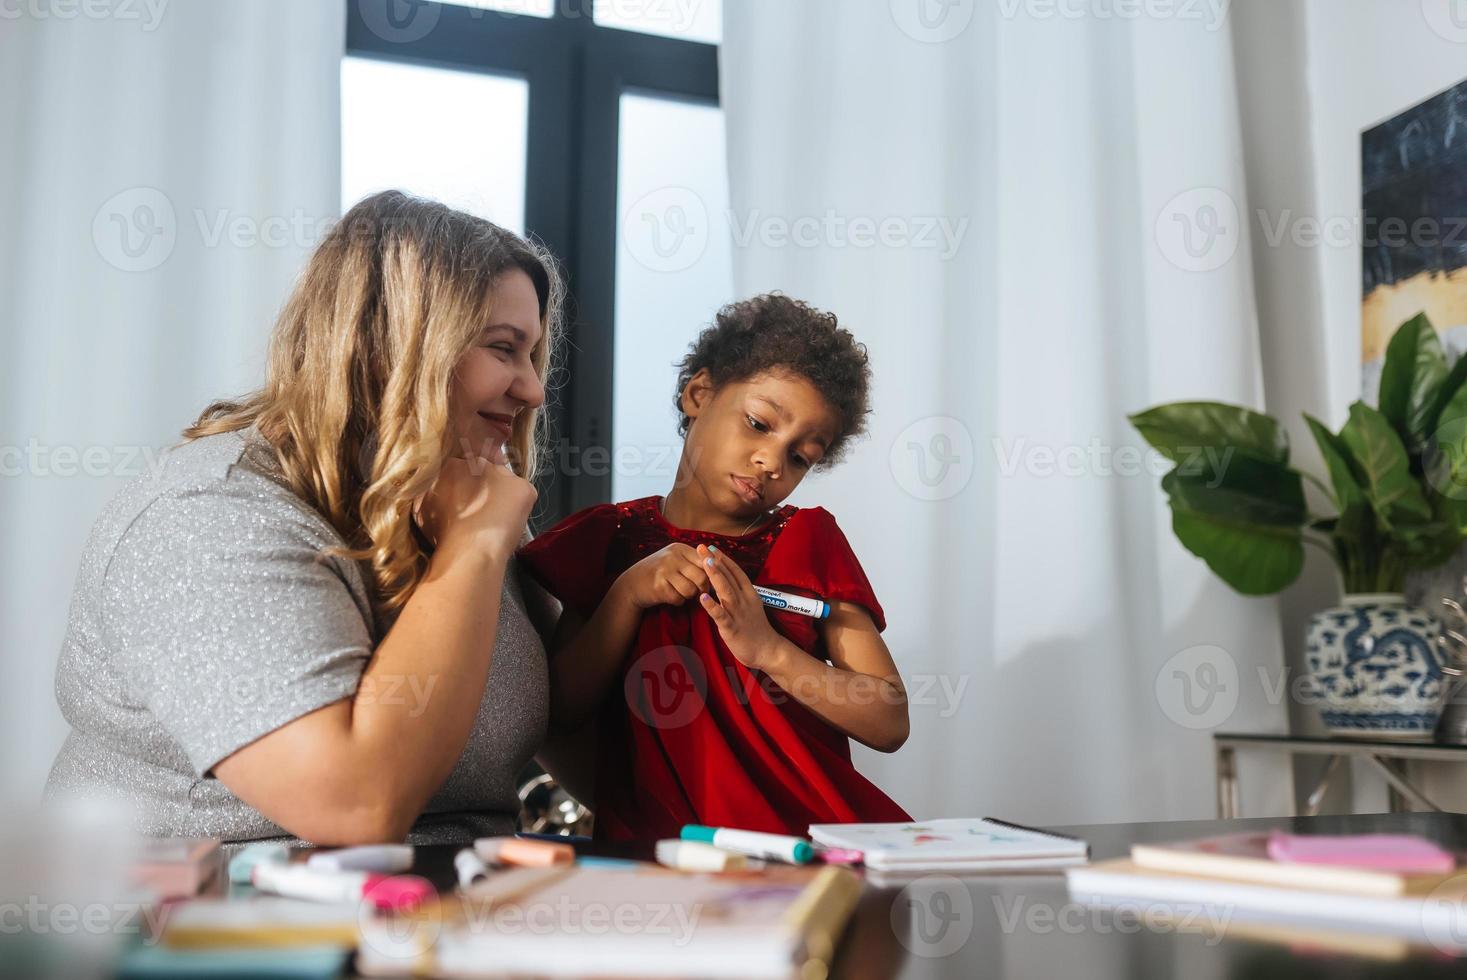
<box><xmin>681</xmin><ymin>825</ymin><xmax>814</xmax><ymax>864</ymax></box>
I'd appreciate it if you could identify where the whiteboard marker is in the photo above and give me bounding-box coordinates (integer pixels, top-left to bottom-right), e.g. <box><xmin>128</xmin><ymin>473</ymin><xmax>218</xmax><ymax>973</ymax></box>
<box><xmin>754</xmin><ymin>586</ymin><xmax>829</xmax><ymax>620</ymax></box>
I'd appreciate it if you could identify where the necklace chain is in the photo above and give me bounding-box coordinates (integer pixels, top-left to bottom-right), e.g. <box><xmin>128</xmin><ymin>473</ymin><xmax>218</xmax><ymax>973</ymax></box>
<box><xmin>661</xmin><ymin>495</ymin><xmax>770</xmax><ymax>536</ymax></box>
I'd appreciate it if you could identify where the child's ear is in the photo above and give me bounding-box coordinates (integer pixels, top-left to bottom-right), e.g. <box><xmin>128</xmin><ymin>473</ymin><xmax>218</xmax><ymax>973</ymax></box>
<box><xmin>680</xmin><ymin>369</ymin><xmax>716</xmax><ymax>420</ymax></box>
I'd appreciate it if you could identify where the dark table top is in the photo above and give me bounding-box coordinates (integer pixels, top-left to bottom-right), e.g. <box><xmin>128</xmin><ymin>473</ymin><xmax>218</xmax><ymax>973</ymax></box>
<box><xmin>838</xmin><ymin>811</ymin><xmax>1467</xmax><ymax>980</ymax></box>
<box><xmin>334</xmin><ymin>812</ymin><xmax>1467</xmax><ymax>979</ymax></box>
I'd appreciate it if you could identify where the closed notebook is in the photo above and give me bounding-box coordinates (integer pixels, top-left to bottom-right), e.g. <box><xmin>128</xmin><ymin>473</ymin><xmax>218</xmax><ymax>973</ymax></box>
<box><xmin>807</xmin><ymin>818</ymin><xmax>1089</xmax><ymax>872</ymax></box>
<box><xmin>1067</xmin><ymin>858</ymin><xmax>1467</xmax><ymax>950</ymax></box>
<box><xmin>160</xmin><ymin>897</ymin><xmax>360</xmax><ymax>950</ymax></box>
<box><xmin>1129</xmin><ymin>833</ymin><xmax>1457</xmax><ymax>897</ymax></box>
<box><xmin>118</xmin><ymin>940</ymin><xmax>349</xmax><ymax>979</ymax></box>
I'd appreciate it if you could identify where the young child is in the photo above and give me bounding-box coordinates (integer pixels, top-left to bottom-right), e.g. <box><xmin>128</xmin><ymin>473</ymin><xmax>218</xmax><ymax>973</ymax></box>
<box><xmin>518</xmin><ymin>293</ymin><xmax>910</xmax><ymax>840</ymax></box>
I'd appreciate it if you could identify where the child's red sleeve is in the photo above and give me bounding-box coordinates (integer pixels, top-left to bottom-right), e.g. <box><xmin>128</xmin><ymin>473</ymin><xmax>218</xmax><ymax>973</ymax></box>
<box><xmin>516</xmin><ymin>504</ymin><xmax>622</xmax><ymax>620</ymax></box>
<box><xmin>762</xmin><ymin>507</ymin><xmax>886</xmax><ymax>632</ymax></box>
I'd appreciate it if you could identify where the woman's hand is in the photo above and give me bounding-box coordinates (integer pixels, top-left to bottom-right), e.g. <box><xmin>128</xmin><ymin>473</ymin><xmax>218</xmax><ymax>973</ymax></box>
<box><xmin>613</xmin><ymin>543</ymin><xmax>711</xmax><ymax>611</ymax></box>
<box><xmin>698</xmin><ymin>544</ymin><xmax>783</xmax><ymax>671</ymax></box>
<box><xmin>414</xmin><ymin>456</ymin><xmax>536</xmax><ymax>560</ymax></box>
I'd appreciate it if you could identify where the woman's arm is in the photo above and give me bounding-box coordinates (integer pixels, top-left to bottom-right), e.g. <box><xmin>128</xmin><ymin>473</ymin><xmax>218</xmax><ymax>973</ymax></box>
<box><xmin>697</xmin><ymin>545</ymin><xmax>909</xmax><ymax>753</ymax></box>
<box><xmin>213</xmin><ymin>458</ymin><xmax>536</xmax><ymax>845</ymax></box>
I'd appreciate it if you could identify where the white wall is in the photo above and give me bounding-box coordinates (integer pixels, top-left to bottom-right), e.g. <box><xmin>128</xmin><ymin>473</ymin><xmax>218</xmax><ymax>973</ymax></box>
<box><xmin>1235</xmin><ymin>0</ymin><xmax>1467</xmax><ymax>813</ymax></box>
<box><xmin>0</xmin><ymin>3</ymin><xmax>342</xmax><ymax>804</ymax></box>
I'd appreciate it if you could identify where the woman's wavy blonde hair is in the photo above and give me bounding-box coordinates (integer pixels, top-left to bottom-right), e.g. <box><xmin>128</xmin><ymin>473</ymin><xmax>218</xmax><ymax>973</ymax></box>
<box><xmin>185</xmin><ymin>190</ymin><xmax>563</xmax><ymax>621</ymax></box>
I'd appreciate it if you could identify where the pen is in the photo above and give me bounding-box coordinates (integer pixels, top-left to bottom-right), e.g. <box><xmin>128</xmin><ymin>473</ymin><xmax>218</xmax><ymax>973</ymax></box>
<box><xmin>307</xmin><ymin>844</ymin><xmax>414</xmax><ymax>874</ymax></box>
<box><xmin>982</xmin><ymin>817</ymin><xmax>1090</xmax><ymax>853</ymax></box>
<box><xmin>251</xmin><ymin>862</ymin><xmax>433</xmax><ymax>912</ymax></box>
<box><xmin>815</xmin><ymin>847</ymin><xmax>864</xmax><ymax>865</ymax></box>
<box><xmin>681</xmin><ymin>825</ymin><xmax>814</xmax><ymax>864</ymax></box>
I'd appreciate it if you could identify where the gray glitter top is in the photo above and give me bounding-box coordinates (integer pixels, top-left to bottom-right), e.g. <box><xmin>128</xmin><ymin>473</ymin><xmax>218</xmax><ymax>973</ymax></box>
<box><xmin>44</xmin><ymin>425</ymin><xmax>550</xmax><ymax>847</ymax></box>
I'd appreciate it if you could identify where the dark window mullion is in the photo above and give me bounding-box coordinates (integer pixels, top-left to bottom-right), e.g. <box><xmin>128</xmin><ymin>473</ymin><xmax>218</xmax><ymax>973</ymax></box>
<box><xmin>522</xmin><ymin>44</ymin><xmax>581</xmax><ymax>528</ymax></box>
<box><xmin>346</xmin><ymin>2</ymin><xmax>553</xmax><ymax>75</ymax></box>
<box><xmin>561</xmin><ymin>42</ymin><xmax>717</xmax><ymax>516</ymax></box>
<box><xmin>563</xmin><ymin>42</ymin><xmax>625</xmax><ymax>514</ymax></box>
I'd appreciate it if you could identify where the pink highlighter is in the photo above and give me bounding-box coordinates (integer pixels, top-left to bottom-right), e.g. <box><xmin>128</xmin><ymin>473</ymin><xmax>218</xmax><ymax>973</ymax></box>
<box><xmin>816</xmin><ymin>848</ymin><xmax>865</xmax><ymax>865</ymax></box>
<box><xmin>1266</xmin><ymin>831</ymin><xmax>1457</xmax><ymax>874</ymax></box>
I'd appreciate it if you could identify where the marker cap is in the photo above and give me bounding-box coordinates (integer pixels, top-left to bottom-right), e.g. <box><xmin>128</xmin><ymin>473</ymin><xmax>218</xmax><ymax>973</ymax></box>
<box><xmin>681</xmin><ymin>825</ymin><xmax>719</xmax><ymax>845</ymax></box>
<box><xmin>681</xmin><ymin>825</ymin><xmax>815</xmax><ymax>863</ymax></box>
<box><xmin>362</xmin><ymin>874</ymin><xmax>435</xmax><ymax>913</ymax></box>
<box><xmin>228</xmin><ymin>842</ymin><xmax>289</xmax><ymax>884</ymax></box>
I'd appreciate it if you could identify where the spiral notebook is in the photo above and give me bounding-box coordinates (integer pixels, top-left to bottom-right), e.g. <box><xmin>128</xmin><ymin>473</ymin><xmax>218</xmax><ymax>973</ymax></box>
<box><xmin>807</xmin><ymin>817</ymin><xmax>1089</xmax><ymax>872</ymax></box>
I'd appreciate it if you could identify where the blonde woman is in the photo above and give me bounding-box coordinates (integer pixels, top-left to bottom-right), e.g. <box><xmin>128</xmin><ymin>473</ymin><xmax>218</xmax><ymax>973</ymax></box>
<box><xmin>45</xmin><ymin>191</ymin><xmax>563</xmax><ymax>846</ymax></box>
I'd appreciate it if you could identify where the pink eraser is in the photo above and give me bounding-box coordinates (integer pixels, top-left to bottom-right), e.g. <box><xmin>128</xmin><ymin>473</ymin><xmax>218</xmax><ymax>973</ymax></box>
<box><xmin>817</xmin><ymin>848</ymin><xmax>865</xmax><ymax>865</ymax></box>
<box><xmin>1266</xmin><ymin>832</ymin><xmax>1456</xmax><ymax>874</ymax></box>
<box><xmin>362</xmin><ymin>873</ymin><xmax>436</xmax><ymax>912</ymax></box>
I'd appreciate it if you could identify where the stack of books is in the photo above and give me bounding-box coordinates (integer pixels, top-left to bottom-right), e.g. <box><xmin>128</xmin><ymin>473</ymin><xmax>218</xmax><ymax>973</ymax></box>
<box><xmin>130</xmin><ymin>837</ymin><xmax>223</xmax><ymax>899</ymax></box>
<box><xmin>1066</xmin><ymin>831</ymin><xmax>1467</xmax><ymax>952</ymax></box>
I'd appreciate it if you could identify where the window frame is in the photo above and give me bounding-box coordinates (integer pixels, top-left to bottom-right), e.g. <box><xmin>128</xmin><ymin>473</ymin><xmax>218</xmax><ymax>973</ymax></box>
<box><xmin>346</xmin><ymin>0</ymin><xmax>720</xmax><ymax>526</ymax></box>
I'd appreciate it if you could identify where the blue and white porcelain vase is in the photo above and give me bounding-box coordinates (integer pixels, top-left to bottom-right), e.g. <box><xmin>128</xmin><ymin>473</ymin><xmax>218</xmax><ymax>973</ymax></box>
<box><xmin>1305</xmin><ymin>594</ymin><xmax>1448</xmax><ymax>739</ymax></box>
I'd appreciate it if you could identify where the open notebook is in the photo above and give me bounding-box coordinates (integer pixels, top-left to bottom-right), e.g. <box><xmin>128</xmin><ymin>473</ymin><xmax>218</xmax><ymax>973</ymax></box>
<box><xmin>808</xmin><ymin>818</ymin><xmax>1089</xmax><ymax>872</ymax></box>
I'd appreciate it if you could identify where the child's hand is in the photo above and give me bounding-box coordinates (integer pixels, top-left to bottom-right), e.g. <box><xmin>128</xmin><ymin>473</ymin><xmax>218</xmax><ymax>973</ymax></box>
<box><xmin>615</xmin><ymin>543</ymin><xmax>711</xmax><ymax>611</ymax></box>
<box><xmin>698</xmin><ymin>544</ymin><xmax>783</xmax><ymax>672</ymax></box>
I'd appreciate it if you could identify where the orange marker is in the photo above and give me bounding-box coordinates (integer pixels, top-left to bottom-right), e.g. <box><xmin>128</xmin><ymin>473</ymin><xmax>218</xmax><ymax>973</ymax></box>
<box><xmin>473</xmin><ymin>836</ymin><xmax>574</xmax><ymax>868</ymax></box>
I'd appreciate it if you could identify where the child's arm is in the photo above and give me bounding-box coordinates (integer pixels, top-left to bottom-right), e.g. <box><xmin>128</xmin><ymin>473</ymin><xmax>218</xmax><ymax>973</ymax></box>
<box><xmin>545</xmin><ymin>544</ymin><xmax>710</xmax><ymax>733</ymax></box>
<box><xmin>697</xmin><ymin>545</ymin><xmax>910</xmax><ymax>753</ymax></box>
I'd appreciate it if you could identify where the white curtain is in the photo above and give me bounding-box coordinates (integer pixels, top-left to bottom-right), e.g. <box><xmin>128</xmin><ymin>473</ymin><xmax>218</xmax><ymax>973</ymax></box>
<box><xmin>0</xmin><ymin>0</ymin><xmax>343</xmax><ymax>801</ymax></box>
<box><xmin>721</xmin><ymin>1</ymin><xmax>1291</xmax><ymax>824</ymax></box>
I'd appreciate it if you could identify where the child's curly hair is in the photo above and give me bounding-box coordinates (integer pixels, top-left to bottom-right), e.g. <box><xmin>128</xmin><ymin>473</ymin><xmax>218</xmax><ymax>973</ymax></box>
<box><xmin>674</xmin><ymin>293</ymin><xmax>871</xmax><ymax>467</ymax></box>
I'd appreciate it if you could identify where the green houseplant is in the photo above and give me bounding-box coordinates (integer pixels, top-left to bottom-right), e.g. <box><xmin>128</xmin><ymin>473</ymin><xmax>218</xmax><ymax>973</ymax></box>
<box><xmin>1130</xmin><ymin>313</ymin><xmax>1464</xmax><ymax>738</ymax></box>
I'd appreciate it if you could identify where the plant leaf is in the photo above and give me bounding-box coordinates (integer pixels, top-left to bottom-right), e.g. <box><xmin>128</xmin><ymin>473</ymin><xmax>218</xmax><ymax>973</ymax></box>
<box><xmin>1303</xmin><ymin>413</ymin><xmax>1365</xmax><ymax>513</ymax></box>
<box><xmin>1378</xmin><ymin>312</ymin><xmax>1447</xmax><ymax>453</ymax></box>
<box><xmin>1425</xmin><ymin>374</ymin><xmax>1467</xmax><ymax>533</ymax></box>
<box><xmin>1303</xmin><ymin>413</ymin><xmax>1377</xmax><ymax>564</ymax></box>
<box><xmin>1339</xmin><ymin>401</ymin><xmax>1433</xmax><ymax>531</ymax></box>
<box><xmin>1426</xmin><ymin>343</ymin><xmax>1467</xmax><ymax>436</ymax></box>
<box><xmin>1128</xmin><ymin>401</ymin><xmax>1288</xmax><ymax>466</ymax></box>
<box><xmin>1160</xmin><ymin>456</ymin><xmax>1306</xmax><ymax>595</ymax></box>
<box><xmin>1394</xmin><ymin>520</ymin><xmax>1459</xmax><ymax>566</ymax></box>
<box><xmin>1166</xmin><ymin>509</ymin><xmax>1304</xmax><ymax>596</ymax></box>
<box><xmin>1162</xmin><ymin>452</ymin><xmax>1306</xmax><ymax>526</ymax></box>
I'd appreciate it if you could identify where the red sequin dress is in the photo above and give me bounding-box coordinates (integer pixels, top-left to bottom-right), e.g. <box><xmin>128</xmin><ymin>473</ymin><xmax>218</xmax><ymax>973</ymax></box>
<box><xmin>517</xmin><ymin>495</ymin><xmax>911</xmax><ymax>841</ymax></box>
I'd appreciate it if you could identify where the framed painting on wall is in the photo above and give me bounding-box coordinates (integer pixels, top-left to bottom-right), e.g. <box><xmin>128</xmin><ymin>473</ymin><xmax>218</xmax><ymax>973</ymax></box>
<box><xmin>1362</xmin><ymin>77</ymin><xmax>1467</xmax><ymax>400</ymax></box>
